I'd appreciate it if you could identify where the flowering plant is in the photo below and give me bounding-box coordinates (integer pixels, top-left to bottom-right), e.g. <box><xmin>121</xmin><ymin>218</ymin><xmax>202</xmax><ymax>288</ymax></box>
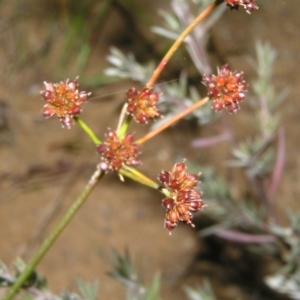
<box><xmin>2</xmin><ymin>1</ymin><xmax>280</xmax><ymax>300</ymax></box>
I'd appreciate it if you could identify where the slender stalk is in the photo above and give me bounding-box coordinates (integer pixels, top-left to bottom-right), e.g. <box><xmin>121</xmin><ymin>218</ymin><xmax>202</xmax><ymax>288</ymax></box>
<box><xmin>137</xmin><ymin>97</ymin><xmax>208</xmax><ymax>145</ymax></box>
<box><xmin>74</xmin><ymin>117</ymin><xmax>101</xmax><ymax>145</ymax></box>
<box><xmin>268</xmin><ymin>127</ymin><xmax>285</xmax><ymax>200</ymax></box>
<box><xmin>3</xmin><ymin>169</ymin><xmax>104</xmax><ymax>300</ymax></box>
<box><xmin>145</xmin><ymin>3</ymin><xmax>217</xmax><ymax>88</ymax></box>
<box><xmin>120</xmin><ymin>166</ymin><xmax>160</xmax><ymax>190</ymax></box>
<box><xmin>117</xmin><ymin>105</ymin><xmax>132</xmax><ymax>139</ymax></box>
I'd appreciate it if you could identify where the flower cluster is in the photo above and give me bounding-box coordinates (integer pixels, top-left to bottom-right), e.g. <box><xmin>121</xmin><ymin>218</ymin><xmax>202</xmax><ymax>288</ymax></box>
<box><xmin>202</xmin><ymin>64</ymin><xmax>248</xmax><ymax>114</ymax></box>
<box><xmin>225</xmin><ymin>0</ymin><xmax>258</xmax><ymax>14</ymax></box>
<box><xmin>40</xmin><ymin>78</ymin><xmax>91</xmax><ymax>128</ymax></box>
<box><xmin>97</xmin><ymin>129</ymin><xmax>141</xmax><ymax>172</ymax></box>
<box><xmin>126</xmin><ymin>87</ymin><xmax>160</xmax><ymax>124</ymax></box>
<box><xmin>158</xmin><ymin>161</ymin><xmax>204</xmax><ymax>234</ymax></box>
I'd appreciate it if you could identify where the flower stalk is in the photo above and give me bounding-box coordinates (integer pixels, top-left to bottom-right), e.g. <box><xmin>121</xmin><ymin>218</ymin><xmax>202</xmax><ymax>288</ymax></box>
<box><xmin>2</xmin><ymin>1</ymin><xmax>255</xmax><ymax>298</ymax></box>
<box><xmin>3</xmin><ymin>168</ymin><xmax>104</xmax><ymax>300</ymax></box>
<box><xmin>120</xmin><ymin>166</ymin><xmax>160</xmax><ymax>190</ymax></box>
<box><xmin>74</xmin><ymin>117</ymin><xmax>101</xmax><ymax>145</ymax></box>
<box><xmin>145</xmin><ymin>3</ymin><xmax>217</xmax><ymax>88</ymax></box>
<box><xmin>137</xmin><ymin>97</ymin><xmax>208</xmax><ymax>145</ymax></box>
<box><xmin>116</xmin><ymin>103</ymin><xmax>131</xmax><ymax>138</ymax></box>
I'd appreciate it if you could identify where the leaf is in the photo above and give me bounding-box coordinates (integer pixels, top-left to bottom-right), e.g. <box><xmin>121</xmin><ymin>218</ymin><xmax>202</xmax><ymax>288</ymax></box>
<box><xmin>184</xmin><ymin>281</ymin><xmax>217</xmax><ymax>300</ymax></box>
<box><xmin>77</xmin><ymin>278</ymin><xmax>99</xmax><ymax>300</ymax></box>
<box><xmin>140</xmin><ymin>273</ymin><xmax>161</xmax><ymax>300</ymax></box>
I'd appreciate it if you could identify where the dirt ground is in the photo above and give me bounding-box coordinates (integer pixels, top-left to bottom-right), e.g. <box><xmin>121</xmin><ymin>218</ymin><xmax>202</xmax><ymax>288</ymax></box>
<box><xmin>0</xmin><ymin>1</ymin><xmax>299</xmax><ymax>299</ymax></box>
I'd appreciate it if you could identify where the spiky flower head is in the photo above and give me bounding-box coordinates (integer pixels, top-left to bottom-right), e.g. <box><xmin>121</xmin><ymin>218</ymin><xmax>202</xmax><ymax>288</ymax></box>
<box><xmin>41</xmin><ymin>77</ymin><xmax>91</xmax><ymax>128</ymax></box>
<box><xmin>97</xmin><ymin>129</ymin><xmax>141</xmax><ymax>172</ymax></box>
<box><xmin>126</xmin><ymin>87</ymin><xmax>160</xmax><ymax>124</ymax></box>
<box><xmin>158</xmin><ymin>161</ymin><xmax>204</xmax><ymax>234</ymax></box>
<box><xmin>225</xmin><ymin>0</ymin><xmax>258</xmax><ymax>14</ymax></box>
<box><xmin>202</xmin><ymin>64</ymin><xmax>248</xmax><ymax>114</ymax></box>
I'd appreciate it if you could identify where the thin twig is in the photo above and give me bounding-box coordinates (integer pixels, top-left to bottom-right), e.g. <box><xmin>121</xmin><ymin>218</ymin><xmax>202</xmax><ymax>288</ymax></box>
<box><xmin>137</xmin><ymin>97</ymin><xmax>208</xmax><ymax>144</ymax></box>
<box><xmin>145</xmin><ymin>3</ymin><xmax>217</xmax><ymax>88</ymax></box>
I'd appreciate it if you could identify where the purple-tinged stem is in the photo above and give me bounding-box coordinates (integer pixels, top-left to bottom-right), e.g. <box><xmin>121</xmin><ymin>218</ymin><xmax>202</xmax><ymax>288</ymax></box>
<box><xmin>268</xmin><ymin>127</ymin><xmax>285</xmax><ymax>199</ymax></box>
<box><xmin>215</xmin><ymin>229</ymin><xmax>276</xmax><ymax>244</ymax></box>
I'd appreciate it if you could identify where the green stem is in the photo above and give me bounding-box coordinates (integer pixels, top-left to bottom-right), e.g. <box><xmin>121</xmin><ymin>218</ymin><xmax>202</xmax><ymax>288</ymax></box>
<box><xmin>74</xmin><ymin>117</ymin><xmax>101</xmax><ymax>145</ymax></box>
<box><xmin>120</xmin><ymin>166</ymin><xmax>160</xmax><ymax>190</ymax></box>
<box><xmin>3</xmin><ymin>169</ymin><xmax>104</xmax><ymax>300</ymax></box>
<box><xmin>116</xmin><ymin>104</ymin><xmax>132</xmax><ymax>139</ymax></box>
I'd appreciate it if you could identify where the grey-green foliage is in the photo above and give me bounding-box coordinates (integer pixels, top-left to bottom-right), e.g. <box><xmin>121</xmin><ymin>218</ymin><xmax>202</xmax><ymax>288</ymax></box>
<box><xmin>268</xmin><ymin>212</ymin><xmax>300</xmax><ymax>285</ymax></box>
<box><xmin>265</xmin><ymin>273</ymin><xmax>300</xmax><ymax>300</ymax></box>
<box><xmin>110</xmin><ymin>249</ymin><xmax>161</xmax><ymax>300</ymax></box>
<box><xmin>10</xmin><ymin>249</ymin><xmax>218</xmax><ymax>300</ymax></box>
<box><xmin>58</xmin><ymin>279</ymin><xmax>99</xmax><ymax>300</ymax></box>
<box><xmin>0</xmin><ymin>261</ymin><xmax>14</xmax><ymax>287</ymax></box>
<box><xmin>265</xmin><ymin>215</ymin><xmax>300</xmax><ymax>300</ymax></box>
<box><xmin>152</xmin><ymin>0</ymin><xmax>225</xmax><ymax>76</ymax></box>
<box><xmin>227</xmin><ymin>137</ymin><xmax>274</xmax><ymax>177</ymax></box>
<box><xmin>249</xmin><ymin>41</ymin><xmax>288</xmax><ymax>136</ymax></box>
<box><xmin>104</xmin><ymin>47</ymin><xmax>215</xmax><ymax>127</ymax></box>
<box><xmin>192</xmin><ymin>42</ymin><xmax>299</xmax><ymax>297</ymax></box>
<box><xmin>198</xmin><ymin>167</ymin><xmax>266</xmax><ymax>236</ymax></box>
<box><xmin>110</xmin><ymin>249</ymin><xmax>139</xmax><ymax>288</ymax></box>
<box><xmin>0</xmin><ymin>259</ymin><xmax>98</xmax><ymax>300</ymax></box>
<box><xmin>228</xmin><ymin>41</ymin><xmax>288</xmax><ymax>178</ymax></box>
<box><xmin>104</xmin><ymin>47</ymin><xmax>155</xmax><ymax>83</ymax></box>
<box><xmin>60</xmin><ymin>292</ymin><xmax>83</xmax><ymax>300</ymax></box>
<box><xmin>14</xmin><ymin>258</ymin><xmax>47</xmax><ymax>290</ymax></box>
<box><xmin>250</xmin><ymin>42</ymin><xmax>287</xmax><ymax>110</ymax></box>
<box><xmin>154</xmin><ymin>71</ymin><xmax>215</xmax><ymax>128</ymax></box>
<box><xmin>184</xmin><ymin>281</ymin><xmax>217</xmax><ymax>300</ymax></box>
<box><xmin>138</xmin><ymin>274</ymin><xmax>161</xmax><ymax>300</ymax></box>
<box><xmin>103</xmin><ymin>0</ymin><xmax>226</xmax><ymax>127</ymax></box>
<box><xmin>76</xmin><ymin>278</ymin><xmax>99</xmax><ymax>300</ymax></box>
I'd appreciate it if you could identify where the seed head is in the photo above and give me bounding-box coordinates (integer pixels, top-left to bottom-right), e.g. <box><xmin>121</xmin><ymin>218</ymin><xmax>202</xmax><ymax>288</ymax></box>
<box><xmin>202</xmin><ymin>64</ymin><xmax>248</xmax><ymax>114</ymax></box>
<box><xmin>97</xmin><ymin>129</ymin><xmax>141</xmax><ymax>172</ymax></box>
<box><xmin>158</xmin><ymin>161</ymin><xmax>204</xmax><ymax>234</ymax></box>
<box><xmin>126</xmin><ymin>87</ymin><xmax>160</xmax><ymax>124</ymax></box>
<box><xmin>40</xmin><ymin>77</ymin><xmax>91</xmax><ymax>128</ymax></box>
<box><xmin>225</xmin><ymin>0</ymin><xmax>258</xmax><ymax>14</ymax></box>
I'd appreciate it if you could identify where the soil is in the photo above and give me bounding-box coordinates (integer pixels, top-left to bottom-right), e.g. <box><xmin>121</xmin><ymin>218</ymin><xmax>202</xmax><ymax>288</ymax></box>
<box><xmin>0</xmin><ymin>1</ymin><xmax>299</xmax><ymax>299</ymax></box>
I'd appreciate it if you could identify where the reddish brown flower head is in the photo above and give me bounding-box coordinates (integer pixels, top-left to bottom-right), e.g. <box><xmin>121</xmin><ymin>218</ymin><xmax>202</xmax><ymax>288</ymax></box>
<box><xmin>225</xmin><ymin>0</ymin><xmax>258</xmax><ymax>14</ymax></box>
<box><xmin>40</xmin><ymin>77</ymin><xmax>91</xmax><ymax>128</ymax></box>
<box><xmin>126</xmin><ymin>87</ymin><xmax>161</xmax><ymax>124</ymax></box>
<box><xmin>97</xmin><ymin>129</ymin><xmax>141</xmax><ymax>172</ymax></box>
<box><xmin>202</xmin><ymin>64</ymin><xmax>248</xmax><ymax>114</ymax></box>
<box><xmin>158</xmin><ymin>161</ymin><xmax>204</xmax><ymax>234</ymax></box>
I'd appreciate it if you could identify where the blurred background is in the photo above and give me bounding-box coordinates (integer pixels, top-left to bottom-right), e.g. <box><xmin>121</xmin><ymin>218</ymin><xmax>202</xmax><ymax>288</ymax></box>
<box><xmin>0</xmin><ymin>1</ymin><xmax>299</xmax><ymax>299</ymax></box>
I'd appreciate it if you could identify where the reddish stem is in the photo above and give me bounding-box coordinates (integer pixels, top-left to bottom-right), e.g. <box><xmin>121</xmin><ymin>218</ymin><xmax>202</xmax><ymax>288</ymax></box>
<box><xmin>137</xmin><ymin>97</ymin><xmax>208</xmax><ymax>144</ymax></box>
<box><xmin>145</xmin><ymin>3</ymin><xmax>217</xmax><ymax>88</ymax></box>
